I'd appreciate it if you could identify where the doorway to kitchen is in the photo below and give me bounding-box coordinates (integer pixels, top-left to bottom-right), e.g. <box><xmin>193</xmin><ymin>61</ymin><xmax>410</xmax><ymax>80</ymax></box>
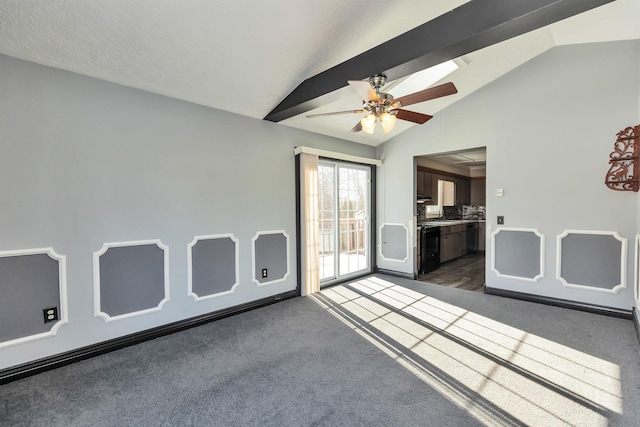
<box><xmin>416</xmin><ymin>147</ymin><xmax>486</xmax><ymax>292</ymax></box>
<box><xmin>318</xmin><ymin>160</ymin><xmax>371</xmax><ymax>284</ymax></box>
<box><xmin>419</xmin><ymin>252</ymin><xmax>485</xmax><ymax>291</ymax></box>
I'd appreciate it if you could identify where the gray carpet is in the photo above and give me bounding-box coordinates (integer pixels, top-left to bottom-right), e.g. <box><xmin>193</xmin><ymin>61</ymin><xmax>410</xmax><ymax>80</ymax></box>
<box><xmin>1</xmin><ymin>274</ymin><xmax>639</xmax><ymax>426</ymax></box>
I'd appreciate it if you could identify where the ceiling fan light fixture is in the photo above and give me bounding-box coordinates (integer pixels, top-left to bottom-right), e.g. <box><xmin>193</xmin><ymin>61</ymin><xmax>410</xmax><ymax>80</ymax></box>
<box><xmin>380</xmin><ymin>112</ymin><xmax>397</xmax><ymax>134</ymax></box>
<box><xmin>308</xmin><ymin>74</ymin><xmax>457</xmax><ymax>136</ymax></box>
<box><xmin>361</xmin><ymin>113</ymin><xmax>377</xmax><ymax>134</ymax></box>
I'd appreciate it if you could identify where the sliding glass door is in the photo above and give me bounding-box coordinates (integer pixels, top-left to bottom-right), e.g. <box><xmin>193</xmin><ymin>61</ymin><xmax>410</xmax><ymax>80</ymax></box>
<box><xmin>318</xmin><ymin>160</ymin><xmax>371</xmax><ymax>283</ymax></box>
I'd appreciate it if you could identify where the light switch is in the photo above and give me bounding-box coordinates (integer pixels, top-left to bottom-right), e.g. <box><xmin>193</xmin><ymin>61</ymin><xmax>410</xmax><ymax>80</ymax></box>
<box><xmin>496</xmin><ymin>188</ymin><xmax>504</xmax><ymax>197</ymax></box>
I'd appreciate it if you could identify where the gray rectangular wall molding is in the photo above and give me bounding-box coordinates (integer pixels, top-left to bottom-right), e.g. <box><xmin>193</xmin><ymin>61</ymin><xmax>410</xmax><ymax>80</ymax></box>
<box><xmin>96</xmin><ymin>242</ymin><xmax>167</xmax><ymax>319</ymax></box>
<box><xmin>253</xmin><ymin>231</ymin><xmax>289</xmax><ymax>285</ymax></box>
<box><xmin>380</xmin><ymin>224</ymin><xmax>409</xmax><ymax>262</ymax></box>
<box><xmin>558</xmin><ymin>232</ymin><xmax>626</xmax><ymax>293</ymax></box>
<box><xmin>0</xmin><ymin>252</ymin><xmax>62</xmax><ymax>344</ymax></box>
<box><xmin>189</xmin><ymin>235</ymin><xmax>238</xmax><ymax>299</ymax></box>
<box><xmin>492</xmin><ymin>229</ymin><xmax>544</xmax><ymax>282</ymax></box>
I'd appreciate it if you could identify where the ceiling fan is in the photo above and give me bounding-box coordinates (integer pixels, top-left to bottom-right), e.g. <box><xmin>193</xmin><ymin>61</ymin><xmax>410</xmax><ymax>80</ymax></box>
<box><xmin>306</xmin><ymin>74</ymin><xmax>457</xmax><ymax>134</ymax></box>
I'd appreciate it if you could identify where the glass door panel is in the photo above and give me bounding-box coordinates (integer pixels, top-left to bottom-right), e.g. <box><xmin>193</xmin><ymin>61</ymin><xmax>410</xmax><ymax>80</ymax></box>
<box><xmin>338</xmin><ymin>167</ymin><xmax>368</xmax><ymax>276</ymax></box>
<box><xmin>318</xmin><ymin>164</ymin><xmax>335</xmax><ymax>280</ymax></box>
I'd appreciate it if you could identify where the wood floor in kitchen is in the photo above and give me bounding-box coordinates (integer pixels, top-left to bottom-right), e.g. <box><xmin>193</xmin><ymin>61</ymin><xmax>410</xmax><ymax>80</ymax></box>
<box><xmin>418</xmin><ymin>252</ymin><xmax>485</xmax><ymax>292</ymax></box>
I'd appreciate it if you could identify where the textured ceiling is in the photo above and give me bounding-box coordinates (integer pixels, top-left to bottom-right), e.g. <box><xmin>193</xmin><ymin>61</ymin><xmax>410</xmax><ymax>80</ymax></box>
<box><xmin>0</xmin><ymin>0</ymin><xmax>638</xmax><ymax>147</ymax></box>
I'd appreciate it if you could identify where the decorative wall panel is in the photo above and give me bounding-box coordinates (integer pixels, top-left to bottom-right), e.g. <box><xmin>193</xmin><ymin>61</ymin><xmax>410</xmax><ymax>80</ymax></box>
<box><xmin>379</xmin><ymin>224</ymin><xmax>409</xmax><ymax>262</ymax></box>
<box><xmin>0</xmin><ymin>248</ymin><xmax>68</xmax><ymax>349</ymax></box>
<box><xmin>252</xmin><ymin>231</ymin><xmax>289</xmax><ymax>286</ymax></box>
<box><xmin>94</xmin><ymin>240</ymin><xmax>169</xmax><ymax>322</ymax></box>
<box><xmin>604</xmin><ymin>125</ymin><xmax>639</xmax><ymax>192</ymax></box>
<box><xmin>557</xmin><ymin>230</ymin><xmax>626</xmax><ymax>294</ymax></box>
<box><xmin>188</xmin><ymin>234</ymin><xmax>239</xmax><ymax>301</ymax></box>
<box><xmin>491</xmin><ymin>228</ymin><xmax>544</xmax><ymax>282</ymax></box>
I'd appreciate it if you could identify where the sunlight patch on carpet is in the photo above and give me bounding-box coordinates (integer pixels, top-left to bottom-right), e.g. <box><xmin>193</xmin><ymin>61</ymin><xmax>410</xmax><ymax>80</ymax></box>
<box><xmin>313</xmin><ymin>277</ymin><xmax>621</xmax><ymax>427</ymax></box>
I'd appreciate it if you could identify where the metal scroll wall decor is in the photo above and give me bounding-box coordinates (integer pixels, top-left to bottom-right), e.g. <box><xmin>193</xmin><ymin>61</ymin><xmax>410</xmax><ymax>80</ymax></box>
<box><xmin>605</xmin><ymin>125</ymin><xmax>640</xmax><ymax>192</ymax></box>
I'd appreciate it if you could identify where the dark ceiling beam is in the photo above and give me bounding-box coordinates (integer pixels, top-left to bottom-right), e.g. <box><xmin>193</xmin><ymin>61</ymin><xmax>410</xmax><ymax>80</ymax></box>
<box><xmin>264</xmin><ymin>0</ymin><xmax>615</xmax><ymax>122</ymax></box>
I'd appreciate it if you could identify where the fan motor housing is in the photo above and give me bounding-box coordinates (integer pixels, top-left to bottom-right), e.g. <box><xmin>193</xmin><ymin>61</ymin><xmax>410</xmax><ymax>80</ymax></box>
<box><xmin>369</xmin><ymin>74</ymin><xmax>387</xmax><ymax>90</ymax></box>
<box><xmin>364</xmin><ymin>91</ymin><xmax>396</xmax><ymax>115</ymax></box>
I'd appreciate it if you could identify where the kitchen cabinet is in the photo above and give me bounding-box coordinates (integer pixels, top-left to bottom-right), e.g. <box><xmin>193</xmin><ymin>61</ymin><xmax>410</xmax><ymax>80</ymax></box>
<box><xmin>455</xmin><ymin>178</ymin><xmax>471</xmax><ymax>206</ymax></box>
<box><xmin>440</xmin><ymin>224</ymin><xmax>467</xmax><ymax>262</ymax></box>
<box><xmin>478</xmin><ymin>222</ymin><xmax>486</xmax><ymax>251</ymax></box>
<box><xmin>424</xmin><ymin>173</ymin><xmax>433</xmax><ymax>202</ymax></box>
<box><xmin>417</xmin><ymin>170</ymin><xmax>434</xmax><ymax>204</ymax></box>
<box><xmin>440</xmin><ymin>233</ymin><xmax>453</xmax><ymax>263</ymax></box>
<box><xmin>470</xmin><ymin>178</ymin><xmax>486</xmax><ymax>206</ymax></box>
<box><xmin>432</xmin><ymin>176</ymin><xmax>440</xmax><ymax>204</ymax></box>
<box><xmin>418</xmin><ymin>171</ymin><xmax>473</xmax><ymax>206</ymax></box>
<box><xmin>417</xmin><ymin>170</ymin><xmax>425</xmax><ymax>197</ymax></box>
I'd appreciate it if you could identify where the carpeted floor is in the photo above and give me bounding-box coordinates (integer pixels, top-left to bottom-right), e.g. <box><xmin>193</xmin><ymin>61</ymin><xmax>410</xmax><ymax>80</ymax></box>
<box><xmin>1</xmin><ymin>274</ymin><xmax>639</xmax><ymax>426</ymax></box>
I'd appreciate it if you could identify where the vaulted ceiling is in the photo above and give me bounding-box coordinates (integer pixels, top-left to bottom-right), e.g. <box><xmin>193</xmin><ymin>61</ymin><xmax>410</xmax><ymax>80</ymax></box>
<box><xmin>0</xmin><ymin>0</ymin><xmax>638</xmax><ymax>147</ymax></box>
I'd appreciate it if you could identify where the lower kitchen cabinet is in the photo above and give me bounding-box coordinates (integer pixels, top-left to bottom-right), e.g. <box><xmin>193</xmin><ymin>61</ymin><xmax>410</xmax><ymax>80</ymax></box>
<box><xmin>440</xmin><ymin>225</ymin><xmax>467</xmax><ymax>263</ymax></box>
<box><xmin>441</xmin><ymin>233</ymin><xmax>453</xmax><ymax>263</ymax></box>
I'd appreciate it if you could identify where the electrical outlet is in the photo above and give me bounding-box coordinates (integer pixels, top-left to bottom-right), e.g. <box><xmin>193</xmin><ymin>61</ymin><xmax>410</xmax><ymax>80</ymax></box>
<box><xmin>261</xmin><ymin>268</ymin><xmax>268</xmax><ymax>278</ymax></box>
<box><xmin>43</xmin><ymin>306</ymin><xmax>58</xmax><ymax>323</ymax></box>
<box><xmin>497</xmin><ymin>216</ymin><xmax>504</xmax><ymax>225</ymax></box>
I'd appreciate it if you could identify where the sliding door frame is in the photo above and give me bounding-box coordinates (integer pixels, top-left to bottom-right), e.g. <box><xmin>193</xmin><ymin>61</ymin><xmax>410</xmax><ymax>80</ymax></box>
<box><xmin>295</xmin><ymin>154</ymin><xmax>377</xmax><ymax>295</ymax></box>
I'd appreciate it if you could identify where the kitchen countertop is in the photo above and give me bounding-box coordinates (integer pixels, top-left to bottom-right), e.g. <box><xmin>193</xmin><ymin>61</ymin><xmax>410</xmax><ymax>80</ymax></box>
<box><xmin>418</xmin><ymin>219</ymin><xmax>486</xmax><ymax>228</ymax></box>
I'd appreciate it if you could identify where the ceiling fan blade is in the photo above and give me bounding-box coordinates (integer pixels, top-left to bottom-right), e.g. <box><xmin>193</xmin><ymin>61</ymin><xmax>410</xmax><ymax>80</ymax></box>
<box><xmin>306</xmin><ymin>109</ymin><xmax>364</xmax><ymax>118</ymax></box>
<box><xmin>349</xmin><ymin>121</ymin><xmax>363</xmax><ymax>133</ymax></box>
<box><xmin>348</xmin><ymin>80</ymin><xmax>379</xmax><ymax>102</ymax></box>
<box><xmin>394</xmin><ymin>82</ymin><xmax>457</xmax><ymax>108</ymax></box>
<box><xmin>395</xmin><ymin>109</ymin><xmax>433</xmax><ymax>124</ymax></box>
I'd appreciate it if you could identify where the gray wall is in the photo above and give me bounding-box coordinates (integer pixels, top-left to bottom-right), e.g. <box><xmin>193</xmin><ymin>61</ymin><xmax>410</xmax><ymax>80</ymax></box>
<box><xmin>377</xmin><ymin>40</ymin><xmax>640</xmax><ymax>310</ymax></box>
<box><xmin>0</xmin><ymin>53</ymin><xmax>375</xmax><ymax>368</ymax></box>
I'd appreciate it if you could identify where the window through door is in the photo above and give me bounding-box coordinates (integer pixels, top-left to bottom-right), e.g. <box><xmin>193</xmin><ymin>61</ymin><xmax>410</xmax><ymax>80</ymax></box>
<box><xmin>318</xmin><ymin>161</ymin><xmax>371</xmax><ymax>282</ymax></box>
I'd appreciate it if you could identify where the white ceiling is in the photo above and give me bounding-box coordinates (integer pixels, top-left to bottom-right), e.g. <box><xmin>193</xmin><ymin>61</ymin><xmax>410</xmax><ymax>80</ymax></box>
<box><xmin>428</xmin><ymin>148</ymin><xmax>487</xmax><ymax>170</ymax></box>
<box><xmin>0</xmin><ymin>0</ymin><xmax>638</xmax><ymax>147</ymax></box>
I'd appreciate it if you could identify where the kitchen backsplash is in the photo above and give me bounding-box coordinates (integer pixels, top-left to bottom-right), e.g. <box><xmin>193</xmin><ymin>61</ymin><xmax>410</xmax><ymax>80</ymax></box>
<box><xmin>462</xmin><ymin>205</ymin><xmax>486</xmax><ymax>219</ymax></box>
<box><xmin>417</xmin><ymin>204</ymin><xmax>486</xmax><ymax>221</ymax></box>
<box><xmin>442</xmin><ymin>206</ymin><xmax>461</xmax><ymax>220</ymax></box>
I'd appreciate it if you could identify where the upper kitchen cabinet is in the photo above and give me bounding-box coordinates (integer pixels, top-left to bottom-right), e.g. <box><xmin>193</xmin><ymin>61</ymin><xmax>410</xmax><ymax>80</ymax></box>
<box><xmin>417</xmin><ymin>169</ymin><xmax>434</xmax><ymax>204</ymax></box>
<box><xmin>417</xmin><ymin>170</ymin><xmax>424</xmax><ymax>196</ymax></box>
<box><xmin>455</xmin><ymin>178</ymin><xmax>471</xmax><ymax>206</ymax></box>
<box><xmin>470</xmin><ymin>178</ymin><xmax>486</xmax><ymax>206</ymax></box>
